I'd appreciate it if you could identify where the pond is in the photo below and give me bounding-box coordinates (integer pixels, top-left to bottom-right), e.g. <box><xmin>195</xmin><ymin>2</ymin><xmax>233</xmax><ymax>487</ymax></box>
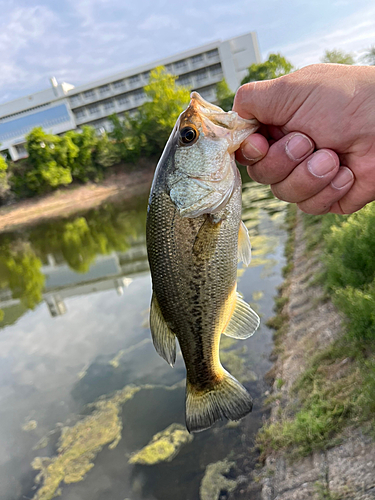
<box><xmin>0</xmin><ymin>173</ymin><xmax>287</xmax><ymax>500</ymax></box>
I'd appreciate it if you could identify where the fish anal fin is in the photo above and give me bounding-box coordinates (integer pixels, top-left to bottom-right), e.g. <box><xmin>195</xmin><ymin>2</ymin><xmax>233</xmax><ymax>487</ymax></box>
<box><xmin>238</xmin><ymin>221</ymin><xmax>251</xmax><ymax>266</ymax></box>
<box><xmin>150</xmin><ymin>294</ymin><xmax>176</xmax><ymax>367</ymax></box>
<box><xmin>223</xmin><ymin>293</ymin><xmax>260</xmax><ymax>339</ymax></box>
<box><xmin>185</xmin><ymin>370</ymin><xmax>253</xmax><ymax>433</ymax></box>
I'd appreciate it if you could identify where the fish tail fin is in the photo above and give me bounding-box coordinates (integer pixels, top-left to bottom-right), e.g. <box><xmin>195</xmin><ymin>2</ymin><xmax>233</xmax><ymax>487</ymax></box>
<box><xmin>185</xmin><ymin>371</ymin><xmax>253</xmax><ymax>433</ymax></box>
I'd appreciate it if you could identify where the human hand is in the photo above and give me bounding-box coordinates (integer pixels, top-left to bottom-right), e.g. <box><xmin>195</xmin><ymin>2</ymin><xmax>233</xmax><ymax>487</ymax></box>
<box><xmin>233</xmin><ymin>64</ymin><xmax>375</xmax><ymax>214</ymax></box>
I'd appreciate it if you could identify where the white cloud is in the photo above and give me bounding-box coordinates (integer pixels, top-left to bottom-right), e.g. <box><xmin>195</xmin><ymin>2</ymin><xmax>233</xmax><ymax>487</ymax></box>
<box><xmin>271</xmin><ymin>4</ymin><xmax>375</xmax><ymax>67</ymax></box>
<box><xmin>139</xmin><ymin>14</ymin><xmax>177</xmax><ymax>30</ymax></box>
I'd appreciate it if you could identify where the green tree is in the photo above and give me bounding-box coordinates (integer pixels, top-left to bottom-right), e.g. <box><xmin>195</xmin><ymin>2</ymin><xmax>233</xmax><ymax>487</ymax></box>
<box><xmin>143</xmin><ymin>66</ymin><xmax>190</xmax><ymax>130</ymax></box>
<box><xmin>216</xmin><ymin>79</ymin><xmax>235</xmax><ymax>111</ymax></box>
<box><xmin>241</xmin><ymin>53</ymin><xmax>293</xmax><ymax>84</ymax></box>
<box><xmin>0</xmin><ymin>154</ymin><xmax>10</xmax><ymax>201</ymax></box>
<box><xmin>65</xmin><ymin>126</ymin><xmax>99</xmax><ymax>182</ymax></box>
<box><xmin>362</xmin><ymin>46</ymin><xmax>375</xmax><ymax>66</ymax></box>
<box><xmin>108</xmin><ymin>113</ymin><xmax>143</xmax><ymax>163</ymax></box>
<box><xmin>25</xmin><ymin>127</ymin><xmax>73</xmax><ymax>193</ymax></box>
<box><xmin>321</xmin><ymin>49</ymin><xmax>355</xmax><ymax>65</ymax></box>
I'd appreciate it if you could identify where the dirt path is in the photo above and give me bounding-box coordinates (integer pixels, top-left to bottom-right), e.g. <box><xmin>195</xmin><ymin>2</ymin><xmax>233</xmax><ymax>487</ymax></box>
<box><xmin>0</xmin><ymin>168</ymin><xmax>154</xmax><ymax>233</ymax></box>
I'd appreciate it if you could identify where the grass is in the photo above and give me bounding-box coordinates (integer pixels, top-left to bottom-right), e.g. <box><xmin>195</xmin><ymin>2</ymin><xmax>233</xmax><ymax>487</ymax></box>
<box><xmin>257</xmin><ymin>202</ymin><xmax>375</xmax><ymax>460</ymax></box>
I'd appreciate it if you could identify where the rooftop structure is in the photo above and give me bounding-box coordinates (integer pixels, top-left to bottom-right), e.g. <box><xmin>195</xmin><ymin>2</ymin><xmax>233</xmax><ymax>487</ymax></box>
<box><xmin>0</xmin><ymin>32</ymin><xmax>260</xmax><ymax>161</ymax></box>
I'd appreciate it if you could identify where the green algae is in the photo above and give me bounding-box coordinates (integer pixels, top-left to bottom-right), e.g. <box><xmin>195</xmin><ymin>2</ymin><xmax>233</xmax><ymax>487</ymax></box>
<box><xmin>31</xmin><ymin>385</ymin><xmax>141</xmax><ymax>500</ymax></box>
<box><xmin>22</xmin><ymin>420</ymin><xmax>37</xmax><ymax>431</ymax></box>
<box><xmin>128</xmin><ymin>423</ymin><xmax>193</xmax><ymax>465</ymax></box>
<box><xmin>199</xmin><ymin>459</ymin><xmax>237</xmax><ymax>500</ymax></box>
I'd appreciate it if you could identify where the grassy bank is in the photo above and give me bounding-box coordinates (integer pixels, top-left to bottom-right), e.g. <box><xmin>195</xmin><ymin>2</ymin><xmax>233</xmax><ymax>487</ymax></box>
<box><xmin>258</xmin><ymin>203</ymin><xmax>375</xmax><ymax>459</ymax></box>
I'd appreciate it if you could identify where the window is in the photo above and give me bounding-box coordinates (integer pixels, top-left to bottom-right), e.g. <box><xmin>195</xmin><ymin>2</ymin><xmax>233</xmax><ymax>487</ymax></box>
<box><xmin>196</xmin><ymin>71</ymin><xmax>207</xmax><ymax>82</ymax></box>
<box><xmin>70</xmin><ymin>94</ymin><xmax>81</xmax><ymax>105</ymax></box>
<box><xmin>207</xmin><ymin>49</ymin><xmax>219</xmax><ymax>59</ymax></box>
<box><xmin>129</xmin><ymin>75</ymin><xmax>140</xmax><ymax>85</ymax></box>
<box><xmin>175</xmin><ymin>60</ymin><xmax>187</xmax><ymax>71</ymax></box>
<box><xmin>210</xmin><ymin>64</ymin><xmax>222</xmax><ymax>76</ymax></box>
<box><xmin>104</xmin><ymin>100</ymin><xmax>114</xmax><ymax>110</ymax></box>
<box><xmin>113</xmin><ymin>80</ymin><xmax>125</xmax><ymax>89</ymax></box>
<box><xmin>84</xmin><ymin>89</ymin><xmax>95</xmax><ymax>99</ymax></box>
<box><xmin>117</xmin><ymin>95</ymin><xmax>129</xmax><ymax>106</ymax></box>
<box><xmin>89</xmin><ymin>105</ymin><xmax>100</xmax><ymax>115</ymax></box>
<box><xmin>99</xmin><ymin>84</ymin><xmax>110</xmax><ymax>94</ymax></box>
<box><xmin>142</xmin><ymin>71</ymin><xmax>150</xmax><ymax>81</ymax></box>
<box><xmin>133</xmin><ymin>90</ymin><xmax>145</xmax><ymax>101</ymax></box>
<box><xmin>75</xmin><ymin>109</ymin><xmax>86</xmax><ymax>119</ymax></box>
<box><xmin>191</xmin><ymin>54</ymin><xmax>203</xmax><ymax>65</ymax></box>
<box><xmin>178</xmin><ymin>76</ymin><xmax>191</xmax><ymax>87</ymax></box>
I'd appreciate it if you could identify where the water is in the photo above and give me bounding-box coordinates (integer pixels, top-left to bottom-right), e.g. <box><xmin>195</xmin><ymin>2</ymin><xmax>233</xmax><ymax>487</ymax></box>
<box><xmin>0</xmin><ymin>176</ymin><xmax>287</xmax><ymax>500</ymax></box>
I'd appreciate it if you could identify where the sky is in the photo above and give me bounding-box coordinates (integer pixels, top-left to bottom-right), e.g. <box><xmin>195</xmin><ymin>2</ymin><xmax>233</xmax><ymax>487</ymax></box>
<box><xmin>0</xmin><ymin>0</ymin><xmax>374</xmax><ymax>104</ymax></box>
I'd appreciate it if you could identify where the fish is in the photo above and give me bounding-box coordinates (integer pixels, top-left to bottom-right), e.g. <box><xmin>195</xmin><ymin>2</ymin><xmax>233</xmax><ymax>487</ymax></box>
<box><xmin>146</xmin><ymin>92</ymin><xmax>260</xmax><ymax>432</ymax></box>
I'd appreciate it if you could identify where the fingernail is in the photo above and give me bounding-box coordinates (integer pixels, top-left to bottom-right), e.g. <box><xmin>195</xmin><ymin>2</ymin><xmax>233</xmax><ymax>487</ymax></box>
<box><xmin>241</xmin><ymin>142</ymin><xmax>263</xmax><ymax>162</ymax></box>
<box><xmin>308</xmin><ymin>151</ymin><xmax>336</xmax><ymax>177</ymax></box>
<box><xmin>331</xmin><ymin>167</ymin><xmax>354</xmax><ymax>189</ymax></box>
<box><xmin>285</xmin><ymin>134</ymin><xmax>313</xmax><ymax>161</ymax></box>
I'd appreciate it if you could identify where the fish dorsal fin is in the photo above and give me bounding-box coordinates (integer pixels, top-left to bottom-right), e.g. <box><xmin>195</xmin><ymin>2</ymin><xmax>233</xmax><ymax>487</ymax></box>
<box><xmin>150</xmin><ymin>294</ymin><xmax>176</xmax><ymax>367</ymax></box>
<box><xmin>238</xmin><ymin>221</ymin><xmax>251</xmax><ymax>267</ymax></box>
<box><xmin>223</xmin><ymin>293</ymin><xmax>260</xmax><ymax>339</ymax></box>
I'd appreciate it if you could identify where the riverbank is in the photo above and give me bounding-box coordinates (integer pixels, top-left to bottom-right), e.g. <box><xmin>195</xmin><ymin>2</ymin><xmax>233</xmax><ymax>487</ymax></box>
<box><xmin>257</xmin><ymin>208</ymin><xmax>375</xmax><ymax>500</ymax></box>
<box><xmin>0</xmin><ymin>162</ymin><xmax>154</xmax><ymax>233</ymax></box>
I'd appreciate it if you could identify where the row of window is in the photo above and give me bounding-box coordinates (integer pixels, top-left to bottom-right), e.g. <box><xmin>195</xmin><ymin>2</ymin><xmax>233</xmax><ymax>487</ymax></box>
<box><xmin>69</xmin><ymin>49</ymin><xmax>220</xmax><ymax>106</ymax></box>
<box><xmin>74</xmin><ymin>91</ymin><xmax>146</xmax><ymax>119</ymax></box>
<box><xmin>177</xmin><ymin>64</ymin><xmax>222</xmax><ymax>86</ymax></box>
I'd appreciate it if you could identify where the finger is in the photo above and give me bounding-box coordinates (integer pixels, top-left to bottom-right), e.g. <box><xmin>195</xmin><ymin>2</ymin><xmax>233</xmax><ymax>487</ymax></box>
<box><xmin>236</xmin><ymin>133</ymin><xmax>269</xmax><ymax>165</ymax></box>
<box><xmin>271</xmin><ymin>149</ymin><xmax>340</xmax><ymax>203</ymax></box>
<box><xmin>240</xmin><ymin>132</ymin><xmax>315</xmax><ymax>185</ymax></box>
<box><xmin>329</xmin><ymin>169</ymin><xmax>375</xmax><ymax>214</ymax></box>
<box><xmin>297</xmin><ymin>167</ymin><xmax>354</xmax><ymax>214</ymax></box>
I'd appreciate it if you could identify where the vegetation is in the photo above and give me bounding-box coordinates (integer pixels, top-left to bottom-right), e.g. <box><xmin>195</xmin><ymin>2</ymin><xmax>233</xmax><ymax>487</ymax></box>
<box><xmin>258</xmin><ymin>202</ymin><xmax>375</xmax><ymax>459</ymax></box>
<box><xmin>215</xmin><ymin>79</ymin><xmax>235</xmax><ymax>111</ymax></box>
<box><xmin>321</xmin><ymin>49</ymin><xmax>355</xmax><ymax>65</ymax></box>
<box><xmin>241</xmin><ymin>53</ymin><xmax>293</xmax><ymax>85</ymax></box>
<box><xmin>362</xmin><ymin>46</ymin><xmax>375</xmax><ymax>65</ymax></box>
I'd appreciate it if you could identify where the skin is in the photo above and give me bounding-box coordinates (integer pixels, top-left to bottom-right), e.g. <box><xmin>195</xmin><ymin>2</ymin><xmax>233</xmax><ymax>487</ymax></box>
<box><xmin>233</xmin><ymin>64</ymin><xmax>375</xmax><ymax>215</ymax></box>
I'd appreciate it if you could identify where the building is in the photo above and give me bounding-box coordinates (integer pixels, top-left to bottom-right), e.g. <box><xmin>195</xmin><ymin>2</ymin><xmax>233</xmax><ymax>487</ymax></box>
<box><xmin>0</xmin><ymin>32</ymin><xmax>260</xmax><ymax>161</ymax></box>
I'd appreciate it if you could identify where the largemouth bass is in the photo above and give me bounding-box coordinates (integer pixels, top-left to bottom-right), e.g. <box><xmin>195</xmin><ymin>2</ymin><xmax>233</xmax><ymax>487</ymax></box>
<box><xmin>146</xmin><ymin>92</ymin><xmax>260</xmax><ymax>432</ymax></box>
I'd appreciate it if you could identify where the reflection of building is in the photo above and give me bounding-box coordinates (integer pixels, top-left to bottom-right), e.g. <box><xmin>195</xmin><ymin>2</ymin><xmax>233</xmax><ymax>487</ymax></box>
<box><xmin>0</xmin><ymin>32</ymin><xmax>260</xmax><ymax>160</ymax></box>
<box><xmin>0</xmin><ymin>237</ymin><xmax>149</xmax><ymax>318</ymax></box>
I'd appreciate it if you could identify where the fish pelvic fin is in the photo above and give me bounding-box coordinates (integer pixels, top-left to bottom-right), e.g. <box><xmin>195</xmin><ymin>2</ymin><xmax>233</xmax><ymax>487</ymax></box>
<box><xmin>150</xmin><ymin>293</ymin><xmax>176</xmax><ymax>367</ymax></box>
<box><xmin>224</xmin><ymin>292</ymin><xmax>260</xmax><ymax>340</ymax></box>
<box><xmin>185</xmin><ymin>371</ymin><xmax>253</xmax><ymax>433</ymax></box>
<box><xmin>238</xmin><ymin>221</ymin><xmax>251</xmax><ymax>266</ymax></box>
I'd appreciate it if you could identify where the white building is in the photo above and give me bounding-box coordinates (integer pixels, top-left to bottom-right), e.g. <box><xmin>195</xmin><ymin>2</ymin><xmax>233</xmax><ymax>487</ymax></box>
<box><xmin>0</xmin><ymin>32</ymin><xmax>260</xmax><ymax>161</ymax></box>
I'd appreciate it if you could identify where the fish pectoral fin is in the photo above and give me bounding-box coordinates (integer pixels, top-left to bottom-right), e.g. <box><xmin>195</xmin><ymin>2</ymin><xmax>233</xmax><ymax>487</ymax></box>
<box><xmin>223</xmin><ymin>293</ymin><xmax>260</xmax><ymax>339</ymax></box>
<box><xmin>192</xmin><ymin>217</ymin><xmax>221</xmax><ymax>260</ymax></box>
<box><xmin>238</xmin><ymin>221</ymin><xmax>251</xmax><ymax>267</ymax></box>
<box><xmin>150</xmin><ymin>294</ymin><xmax>176</xmax><ymax>367</ymax></box>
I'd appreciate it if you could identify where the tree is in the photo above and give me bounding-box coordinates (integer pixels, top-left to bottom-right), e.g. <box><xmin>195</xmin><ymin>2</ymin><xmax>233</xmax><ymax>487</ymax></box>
<box><xmin>362</xmin><ymin>46</ymin><xmax>375</xmax><ymax>66</ymax></box>
<box><xmin>0</xmin><ymin>154</ymin><xmax>10</xmax><ymax>201</ymax></box>
<box><xmin>216</xmin><ymin>80</ymin><xmax>235</xmax><ymax>111</ymax></box>
<box><xmin>143</xmin><ymin>66</ymin><xmax>190</xmax><ymax>131</ymax></box>
<box><xmin>25</xmin><ymin>127</ymin><xmax>73</xmax><ymax>193</ymax></box>
<box><xmin>321</xmin><ymin>49</ymin><xmax>355</xmax><ymax>65</ymax></box>
<box><xmin>241</xmin><ymin>53</ymin><xmax>293</xmax><ymax>85</ymax></box>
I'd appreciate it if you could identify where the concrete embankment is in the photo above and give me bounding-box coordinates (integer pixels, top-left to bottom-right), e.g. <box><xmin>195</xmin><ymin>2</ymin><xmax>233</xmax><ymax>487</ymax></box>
<box><xmin>259</xmin><ymin>210</ymin><xmax>375</xmax><ymax>500</ymax></box>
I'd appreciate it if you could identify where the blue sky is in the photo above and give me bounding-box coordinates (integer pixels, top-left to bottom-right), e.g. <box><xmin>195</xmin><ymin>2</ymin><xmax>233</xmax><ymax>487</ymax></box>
<box><xmin>0</xmin><ymin>0</ymin><xmax>374</xmax><ymax>103</ymax></box>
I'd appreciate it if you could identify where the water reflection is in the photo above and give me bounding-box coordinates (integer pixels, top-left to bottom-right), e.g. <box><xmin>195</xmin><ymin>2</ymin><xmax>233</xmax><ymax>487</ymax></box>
<box><xmin>0</xmin><ymin>178</ymin><xmax>287</xmax><ymax>500</ymax></box>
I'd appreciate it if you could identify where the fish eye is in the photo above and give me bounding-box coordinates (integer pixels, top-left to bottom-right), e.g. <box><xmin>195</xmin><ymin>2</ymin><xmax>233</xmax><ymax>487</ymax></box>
<box><xmin>180</xmin><ymin>126</ymin><xmax>198</xmax><ymax>145</ymax></box>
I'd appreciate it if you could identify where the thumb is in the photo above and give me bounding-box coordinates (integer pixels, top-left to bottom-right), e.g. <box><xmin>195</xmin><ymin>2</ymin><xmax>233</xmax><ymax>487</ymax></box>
<box><xmin>233</xmin><ymin>75</ymin><xmax>304</xmax><ymax>126</ymax></box>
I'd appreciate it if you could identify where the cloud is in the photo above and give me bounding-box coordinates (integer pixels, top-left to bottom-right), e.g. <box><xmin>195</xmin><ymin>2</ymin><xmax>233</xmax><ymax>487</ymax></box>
<box><xmin>269</xmin><ymin>4</ymin><xmax>375</xmax><ymax>67</ymax></box>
